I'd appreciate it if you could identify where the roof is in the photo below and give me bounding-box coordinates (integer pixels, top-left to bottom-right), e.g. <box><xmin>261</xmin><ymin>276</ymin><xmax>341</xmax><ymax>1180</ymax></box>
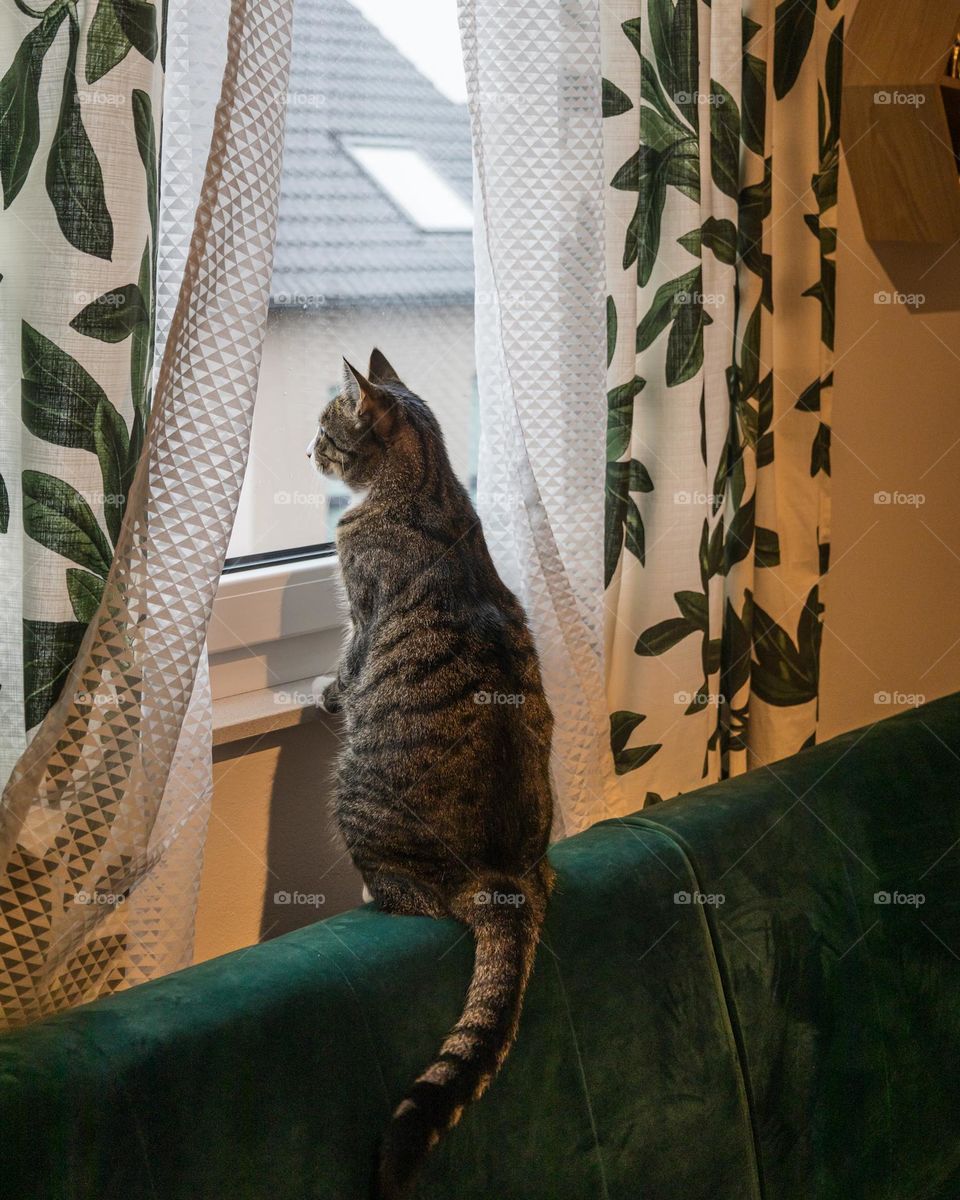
<box><xmin>270</xmin><ymin>0</ymin><xmax>475</xmax><ymax>308</ymax></box>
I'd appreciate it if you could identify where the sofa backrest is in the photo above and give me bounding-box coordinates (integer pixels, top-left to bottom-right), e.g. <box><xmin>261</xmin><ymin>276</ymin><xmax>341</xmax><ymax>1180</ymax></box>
<box><xmin>2</xmin><ymin>694</ymin><xmax>959</xmax><ymax>1199</ymax></box>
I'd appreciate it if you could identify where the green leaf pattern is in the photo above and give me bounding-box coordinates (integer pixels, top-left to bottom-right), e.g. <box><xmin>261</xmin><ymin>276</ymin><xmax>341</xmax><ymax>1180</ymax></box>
<box><xmin>0</xmin><ymin>0</ymin><xmax>160</xmax><ymax>734</ymax></box>
<box><xmin>603</xmin><ymin>0</ymin><xmax>842</xmax><ymax>799</ymax></box>
<box><xmin>45</xmin><ymin>15</ymin><xmax>114</xmax><ymax>259</ymax></box>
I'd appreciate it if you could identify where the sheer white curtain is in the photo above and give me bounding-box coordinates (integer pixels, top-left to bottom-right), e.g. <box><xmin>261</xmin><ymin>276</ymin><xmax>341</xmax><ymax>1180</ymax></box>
<box><xmin>0</xmin><ymin>0</ymin><xmax>294</xmax><ymax>1026</ymax></box>
<box><xmin>461</xmin><ymin>0</ymin><xmax>843</xmax><ymax>828</ymax></box>
<box><xmin>458</xmin><ymin>0</ymin><xmax>620</xmax><ymax>835</ymax></box>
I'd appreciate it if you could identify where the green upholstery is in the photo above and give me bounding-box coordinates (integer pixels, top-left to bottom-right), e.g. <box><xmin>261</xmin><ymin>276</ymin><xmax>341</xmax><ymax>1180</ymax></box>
<box><xmin>3</xmin><ymin>695</ymin><xmax>959</xmax><ymax>1199</ymax></box>
<box><xmin>614</xmin><ymin>694</ymin><xmax>960</xmax><ymax>1200</ymax></box>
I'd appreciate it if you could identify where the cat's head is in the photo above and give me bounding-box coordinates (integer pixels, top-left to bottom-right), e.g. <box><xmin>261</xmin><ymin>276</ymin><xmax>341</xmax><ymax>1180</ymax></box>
<box><xmin>307</xmin><ymin>348</ymin><xmax>440</xmax><ymax>489</ymax></box>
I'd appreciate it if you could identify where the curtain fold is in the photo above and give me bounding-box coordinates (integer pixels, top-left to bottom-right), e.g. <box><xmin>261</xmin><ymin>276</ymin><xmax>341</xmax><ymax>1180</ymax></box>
<box><xmin>0</xmin><ymin>0</ymin><xmax>165</xmax><ymax>802</ymax></box>
<box><xmin>0</xmin><ymin>0</ymin><xmax>295</xmax><ymax>1027</ymax></box>
<box><xmin>462</xmin><ymin>0</ymin><xmax>842</xmax><ymax>822</ymax></box>
<box><xmin>458</xmin><ymin>0</ymin><xmax>620</xmax><ymax>836</ymax></box>
<box><xmin>603</xmin><ymin>0</ymin><xmax>843</xmax><ymax>807</ymax></box>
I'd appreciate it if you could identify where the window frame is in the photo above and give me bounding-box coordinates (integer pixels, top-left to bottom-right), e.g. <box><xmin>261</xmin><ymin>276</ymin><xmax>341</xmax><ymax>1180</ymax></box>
<box><xmin>222</xmin><ymin>541</ymin><xmax>337</xmax><ymax>575</ymax></box>
<box><xmin>209</xmin><ymin>550</ymin><xmax>346</xmax><ymax>702</ymax></box>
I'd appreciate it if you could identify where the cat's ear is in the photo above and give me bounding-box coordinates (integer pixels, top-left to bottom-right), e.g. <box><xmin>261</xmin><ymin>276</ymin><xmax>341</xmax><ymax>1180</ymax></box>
<box><xmin>368</xmin><ymin>347</ymin><xmax>402</xmax><ymax>386</ymax></box>
<box><xmin>341</xmin><ymin>358</ymin><xmax>365</xmax><ymax>405</ymax></box>
<box><xmin>342</xmin><ymin>358</ymin><xmax>393</xmax><ymax>428</ymax></box>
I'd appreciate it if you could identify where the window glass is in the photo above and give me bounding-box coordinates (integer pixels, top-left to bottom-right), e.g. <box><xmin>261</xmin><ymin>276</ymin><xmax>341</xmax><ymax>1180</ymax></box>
<box><xmin>226</xmin><ymin>0</ymin><xmax>476</xmax><ymax>562</ymax></box>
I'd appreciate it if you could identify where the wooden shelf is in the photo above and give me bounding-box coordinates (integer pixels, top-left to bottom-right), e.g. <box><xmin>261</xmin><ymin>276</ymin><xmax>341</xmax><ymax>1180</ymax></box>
<box><xmin>842</xmin><ymin>1</ymin><xmax>960</xmax><ymax>244</ymax></box>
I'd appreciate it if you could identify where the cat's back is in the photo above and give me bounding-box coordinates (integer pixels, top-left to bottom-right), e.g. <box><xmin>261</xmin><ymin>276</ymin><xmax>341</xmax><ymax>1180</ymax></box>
<box><xmin>340</xmin><ymin>492</ymin><xmax>548</xmax><ymax>749</ymax></box>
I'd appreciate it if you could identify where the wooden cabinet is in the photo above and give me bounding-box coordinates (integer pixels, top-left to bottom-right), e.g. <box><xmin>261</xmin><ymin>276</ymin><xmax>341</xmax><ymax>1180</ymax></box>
<box><xmin>842</xmin><ymin>1</ymin><xmax>960</xmax><ymax>243</ymax></box>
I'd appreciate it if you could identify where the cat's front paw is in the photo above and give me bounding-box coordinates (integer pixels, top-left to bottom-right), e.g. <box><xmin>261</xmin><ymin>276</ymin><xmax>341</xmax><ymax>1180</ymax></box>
<box><xmin>315</xmin><ymin>677</ymin><xmax>342</xmax><ymax>715</ymax></box>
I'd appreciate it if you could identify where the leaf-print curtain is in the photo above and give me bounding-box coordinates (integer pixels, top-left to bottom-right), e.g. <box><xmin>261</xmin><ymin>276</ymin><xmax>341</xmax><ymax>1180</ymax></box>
<box><xmin>603</xmin><ymin>0</ymin><xmax>842</xmax><ymax>807</ymax></box>
<box><xmin>458</xmin><ymin>0</ymin><xmax>619</xmax><ymax>836</ymax></box>
<box><xmin>0</xmin><ymin>0</ymin><xmax>294</xmax><ymax>1026</ymax></box>
<box><xmin>0</xmin><ymin>0</ymin><xmax>161</xmax><ymax>796</ymax></box>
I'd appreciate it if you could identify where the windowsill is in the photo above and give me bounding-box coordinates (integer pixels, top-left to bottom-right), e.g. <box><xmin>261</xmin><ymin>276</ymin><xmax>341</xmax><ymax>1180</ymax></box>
<box><xmin>209</xmin><ymin>553</ymin><xmax>342</xmax><ymax>659</ymax></box>
<box><xmin>209</xmin><ymin>553</ymin><xmax>346</xmax><ymax>705</ymax></box>
<box><xmin>212</xmin><ymin>674</ymin><xmax>335</xmax><ymax>747</ymax></box>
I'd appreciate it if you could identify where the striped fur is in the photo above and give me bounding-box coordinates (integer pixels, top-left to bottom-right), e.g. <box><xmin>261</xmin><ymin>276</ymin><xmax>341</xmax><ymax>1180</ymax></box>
<box><xmin>310</xmin><ymin>350</ymin><xmax>554</xmax><ymax>1199</ymax></box>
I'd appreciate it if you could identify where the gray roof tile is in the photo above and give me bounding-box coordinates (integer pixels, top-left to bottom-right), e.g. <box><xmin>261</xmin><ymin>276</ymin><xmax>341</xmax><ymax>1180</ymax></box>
<box><xmin>270</xmin><ymin>0</ymin><xmax>475</xmax><ymax>307</ymax></box>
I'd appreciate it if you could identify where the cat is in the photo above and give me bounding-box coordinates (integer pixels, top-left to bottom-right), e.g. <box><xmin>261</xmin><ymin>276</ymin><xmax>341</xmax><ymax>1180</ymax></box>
<box><xmin>308</xmin><ymin>349</ymin><xmax>555</xmax><ymax>1199</ymax></box>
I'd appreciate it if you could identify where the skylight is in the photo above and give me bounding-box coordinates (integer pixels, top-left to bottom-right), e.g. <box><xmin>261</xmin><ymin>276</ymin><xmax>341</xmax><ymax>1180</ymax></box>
<box><xmin>345</xmin><ymin>144</ymin><xmax>473</xmax><ymax>232</ymax></box>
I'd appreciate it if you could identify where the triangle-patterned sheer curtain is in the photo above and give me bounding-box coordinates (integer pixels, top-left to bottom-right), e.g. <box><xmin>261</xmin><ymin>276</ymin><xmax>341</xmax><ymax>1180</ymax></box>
<box><xmin>458</xmin><ymin>0</ymin><xmax>619</xmax><ymax>836</ymax></box>
<box><xmin>0</xmin><ymin>0</ymin><xmax>294</xmax><ymax>1027</ymax></box>
<box><xmin>460</xmin><ymin>0</ymin><xmax>842</xmax><ymax>828</ymax></box>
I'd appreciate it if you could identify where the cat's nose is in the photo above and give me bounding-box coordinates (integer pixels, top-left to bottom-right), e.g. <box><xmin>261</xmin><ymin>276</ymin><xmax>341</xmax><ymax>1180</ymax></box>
<box><xmin>306</xmin><ymin>433</ymin><xmax>318</xmax><ymax>458</ymax></box>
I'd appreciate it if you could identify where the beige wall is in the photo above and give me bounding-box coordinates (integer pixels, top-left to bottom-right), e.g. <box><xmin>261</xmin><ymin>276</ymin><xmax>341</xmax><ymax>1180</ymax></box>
<box><xmin>195</xmin><ymin>715</ymin><xmax>363</xmax><ymax>964</ymax></box>
<box><xmin>819</xmin><ymin>153</ymin><xmax>960</xmax><ymax>738</ymax></box>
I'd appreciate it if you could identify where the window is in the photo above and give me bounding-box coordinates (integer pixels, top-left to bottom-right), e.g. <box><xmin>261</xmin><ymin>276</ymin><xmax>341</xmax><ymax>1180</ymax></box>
<box><xmin>212</xmin><ymin>0</ymin><xmax>477</xmax><ymax>699</ymax></box>
<box><xmin>224</xmin><ymin>0</ymin><xmax>477</xmax><ymax>565</ymax></box>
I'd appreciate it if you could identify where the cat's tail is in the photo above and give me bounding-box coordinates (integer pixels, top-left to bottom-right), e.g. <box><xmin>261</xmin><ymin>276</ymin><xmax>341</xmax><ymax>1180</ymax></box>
<box><xmin>376</xmin><ymin>866</ymin><xmax>552</xmax><ymax>1200</ymax></box>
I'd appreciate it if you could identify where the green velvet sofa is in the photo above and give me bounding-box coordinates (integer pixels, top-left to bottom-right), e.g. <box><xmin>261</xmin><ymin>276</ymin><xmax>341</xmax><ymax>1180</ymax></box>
<box><xmin>4</xmin><ymin>695</ymin><xmax>960</xmax><ymax>1199</ymax></box>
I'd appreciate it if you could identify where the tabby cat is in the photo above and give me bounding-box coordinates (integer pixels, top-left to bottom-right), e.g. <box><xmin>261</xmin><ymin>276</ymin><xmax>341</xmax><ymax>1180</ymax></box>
<box><xmin>308</xmin><ymin>349</ymin><xmax>555</xmax><ymax>1199</ymax></box>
